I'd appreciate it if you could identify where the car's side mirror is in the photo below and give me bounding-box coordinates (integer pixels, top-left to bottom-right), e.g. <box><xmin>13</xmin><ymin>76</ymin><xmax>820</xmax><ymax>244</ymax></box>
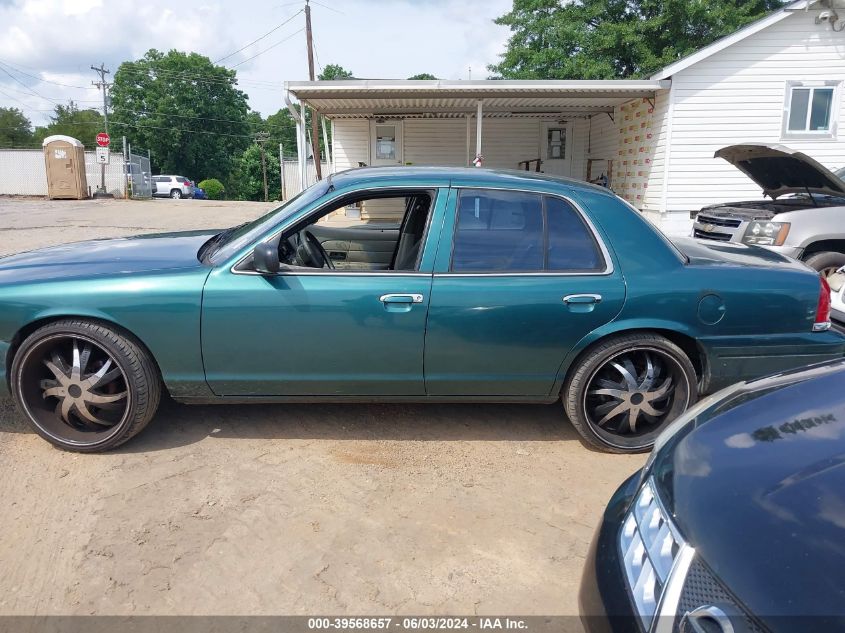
<box><xmin>253</xmin><ymin>242</ymin><xmax>281</xmax><ymax>275</ymax></box>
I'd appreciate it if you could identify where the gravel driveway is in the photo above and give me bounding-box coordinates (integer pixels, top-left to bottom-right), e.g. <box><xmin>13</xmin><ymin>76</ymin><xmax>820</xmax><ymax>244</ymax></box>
<box><xmin>0</xmin><ymin>197</ymin><xmax>644</xmax><ymax>619</ymax></box>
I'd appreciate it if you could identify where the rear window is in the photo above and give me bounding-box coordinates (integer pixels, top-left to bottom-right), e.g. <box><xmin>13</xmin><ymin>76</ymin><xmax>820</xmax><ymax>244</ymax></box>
<box><xmin>451</xmin><ymin>190</ymin><xmax>544</xmax><ymax>272</ymax></box>
<box><xmin>450</xmin><ymin>189</ymin><xmax>606</xmax><ymax>273</ymax></box>
<box><xmin>176</xmin><ymin>177</ymin><xmax>188</xmax><ymax>183</ymax></box>
<box><xmin>546</xmin><ymin>196</ymin><xmax>603</xmax><ymax>271</ymax></box>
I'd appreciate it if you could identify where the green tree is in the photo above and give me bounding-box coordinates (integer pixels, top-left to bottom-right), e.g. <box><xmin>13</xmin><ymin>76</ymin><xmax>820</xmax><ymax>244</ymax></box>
<box><xmin>489</xmin><ymin>0</ymin><xmax>786</xmax><ymax>79</ymax></box>
<box><xmin>230</xmin><ymin>143</ymin><xmax>281</xmax><ymax>201</ymax></box>
<box><xmin>197</xmin><ymin>178</ymin><xmax>225</xmax><ymax>199</ymax></box>
<box><xmin>110</xmin><ymin>49</ymin><xmax>251</xmax><ymax>185</ymax></box>
<box><xmin>32</xmin><ymin>102</ymin><xmax>104</xmax><ymax>147</ymax></box>
<box><xmin>318</xmin><ymin>64</ymin><xmax>354</xmax><ymax>80</ymax></box>
<box><xmin>0</xmin><ymin>107</ymin><xmax>33</xmax><ymax>147</ymax></box>
<box><xmin>408</xmin><ymin>73</ymin><xmax>438</xmax><ymax>80</ymax></box>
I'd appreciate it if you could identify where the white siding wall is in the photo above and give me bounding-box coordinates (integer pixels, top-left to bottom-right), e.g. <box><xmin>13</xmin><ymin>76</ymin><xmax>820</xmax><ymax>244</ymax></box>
<box><xmin>331</xmin><ymin>117</ymin><xmax>556</xmax><ymax>172</ymax></box>
<box><xmin>664</xmin><ymin>10</ymin><xmax>845</xmax><ymax>215</ymax></box>
<box><xmin>405</xmin><ymin>119</ymin><xmax>467</xmax><ymax>166</ymax></box>
<box><xmin>642</xmin><ymin>89</ymin><xmax>671</xmax><ymax>212</ymax></box>
<box><xmin>470</xmin><ymin>118</ymin><xmax>542</xmax><ymax>170</ymax></box>
<box><xmin>586</xmin><ymin>111</ymin><xmax>618</xmax><ymax>174</ymax></box>
<box><xmin>331</xmin><ymin>119</ymin><xmax>369</xmax><ymax>172</ymax></box>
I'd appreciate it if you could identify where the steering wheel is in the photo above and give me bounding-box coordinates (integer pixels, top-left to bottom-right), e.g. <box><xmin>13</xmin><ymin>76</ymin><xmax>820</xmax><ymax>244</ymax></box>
<box><xmin>301</xmin><ymin>230</ymin><xmax>335</xmax><ymax>269</ymax></box>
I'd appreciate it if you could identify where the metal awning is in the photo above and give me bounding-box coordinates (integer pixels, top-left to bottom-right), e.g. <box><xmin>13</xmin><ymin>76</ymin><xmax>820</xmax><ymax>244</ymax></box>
<box><xmin>283</xmin><ymin>79</ymin><xmax>670</xmax><ymax>189</ymax></box>
<box><xmin>286</xmin><ymin>79</ymin><xmax>670</xmax><ymax>118</ymax></box>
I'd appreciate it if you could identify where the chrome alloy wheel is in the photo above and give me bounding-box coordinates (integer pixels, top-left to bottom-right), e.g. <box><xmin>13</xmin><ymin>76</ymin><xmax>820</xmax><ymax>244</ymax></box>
<box><xmin>17</xmin><ymin>334</ymin><xmax>130</xmax><ymax>444</ymax></box>
<box><xmin>583</xmin><ymin>347</ymin><xmax>691</xmax><ymax>439</ymax></box>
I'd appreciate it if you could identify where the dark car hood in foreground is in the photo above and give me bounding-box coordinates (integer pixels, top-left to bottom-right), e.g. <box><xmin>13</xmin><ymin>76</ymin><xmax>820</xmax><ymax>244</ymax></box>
<box><xmin>653</xmin><ymin>361</ymin><xmax>845</xmax><ymax>624</ymax></box>
<box><xmin>716</xmin><ymin>143</ymin><xmax>845</xmax><ymax>199</ymax></box>
<box><xmin>0</xmin><ymin>230</ymin><xmax>217</xmax><ymax>285</ymax></box>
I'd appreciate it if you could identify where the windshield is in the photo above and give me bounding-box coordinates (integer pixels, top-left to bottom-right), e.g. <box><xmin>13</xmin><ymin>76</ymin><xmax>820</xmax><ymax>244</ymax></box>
<box><xmin>837</xmin><ymin>166</ymin><xmax>845</xmax><ymax>179</ymax></box>
<box><xmin>203</xmin><ymin>179</ymin><xmax>331</xmax><ymax>264</ymax></box>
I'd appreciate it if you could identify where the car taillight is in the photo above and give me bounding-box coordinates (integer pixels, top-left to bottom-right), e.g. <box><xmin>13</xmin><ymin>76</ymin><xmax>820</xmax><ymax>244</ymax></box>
<box><xmin>185</xmin><ymin>180</ymin><xmax>192</xmax><ymax>187</ymax></box>
<box><xmin>814</xmin><ymin>275</ymin><xmax>832</xmax><ymax>332</ymax></box>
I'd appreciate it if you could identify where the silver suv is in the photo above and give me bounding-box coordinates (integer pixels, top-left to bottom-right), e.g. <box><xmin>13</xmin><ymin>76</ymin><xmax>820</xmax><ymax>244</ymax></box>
<box><xmin>692</xmin><ymin>144</ymin><xmax>845</xmax><ymax>279</ymax></box>
<box><xmin>152</xmin><ymin>175</ymin><xmax>193</xmax><ymax>199</ymax></box>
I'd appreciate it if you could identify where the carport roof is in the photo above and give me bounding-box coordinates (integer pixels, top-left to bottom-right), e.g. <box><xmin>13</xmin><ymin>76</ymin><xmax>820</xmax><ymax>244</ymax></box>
<box><xmin>285</xmin><ymin>79</ymin><xmax>670</xmax><ymax>119</ymax></box>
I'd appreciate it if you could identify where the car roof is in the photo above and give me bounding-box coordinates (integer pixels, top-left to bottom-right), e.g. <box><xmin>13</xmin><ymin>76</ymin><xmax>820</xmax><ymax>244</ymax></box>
<box><xmin>329</xmin><ymin>165</ymin><xmax>614</xmax><ymax>195</ymax></box>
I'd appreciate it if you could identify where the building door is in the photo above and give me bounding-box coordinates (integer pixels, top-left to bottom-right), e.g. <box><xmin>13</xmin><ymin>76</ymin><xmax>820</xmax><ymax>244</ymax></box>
<box><xmin>370</xmin><ymin>120</ymin><xmax>403</xmax><ymax>166</ymax></box>
<box><xmin>540</xmin><ymin>122</ymin><xmax>573</xmax><ymax>178</ymax></box>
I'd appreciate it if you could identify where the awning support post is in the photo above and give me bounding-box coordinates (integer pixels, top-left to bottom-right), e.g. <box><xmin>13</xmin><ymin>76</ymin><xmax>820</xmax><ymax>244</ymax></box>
<box><xmin>474</xmin><ymin>100</ymin><xmax>483</xmax><ymax>167</ymax></box>
<box><xmin>321</xmin><ymin>116</ymin><xmax>332</xmax><ymax>173</ymax></box>
<box><xmin>301</xmin><ymin>105</ymin><xmax>310</xmax><ymax>189</ymax></box>
<box><xmin>284</xmin><ymin>90</ymin><xmax>307</xmax><ymax>192</ymax></box>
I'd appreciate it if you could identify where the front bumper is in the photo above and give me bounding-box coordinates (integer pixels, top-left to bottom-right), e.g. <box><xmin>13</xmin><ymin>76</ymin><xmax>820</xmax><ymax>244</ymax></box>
<box><xmin>579</xmin><ymin>472</ymin><xmax>642</xmax><ymax>633</ymax></box>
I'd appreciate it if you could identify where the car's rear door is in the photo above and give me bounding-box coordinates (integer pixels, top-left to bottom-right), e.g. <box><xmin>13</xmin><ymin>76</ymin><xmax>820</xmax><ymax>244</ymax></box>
<box><xmin>424</xmin><ymin>187</ymin><xmax>626</xmax><ymax>397</ymax></box>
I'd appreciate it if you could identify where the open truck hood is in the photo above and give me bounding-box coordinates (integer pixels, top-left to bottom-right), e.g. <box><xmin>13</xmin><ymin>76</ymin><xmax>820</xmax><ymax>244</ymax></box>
<box><xmin>715</xmin><ymin>143</ymin><xmax>845</xmax><ymax>199</ymax></box>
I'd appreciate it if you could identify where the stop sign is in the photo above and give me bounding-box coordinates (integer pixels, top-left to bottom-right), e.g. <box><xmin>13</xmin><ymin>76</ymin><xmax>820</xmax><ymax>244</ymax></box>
<box><xmin>96</xmin><ymin>132</ymin><xmax>110</xmax><ymax>147</ymax></box>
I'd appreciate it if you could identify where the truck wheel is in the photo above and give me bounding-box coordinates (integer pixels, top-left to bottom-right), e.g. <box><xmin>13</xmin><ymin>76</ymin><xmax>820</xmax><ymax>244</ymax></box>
<box><xmin>563</xmin><ymin>333</ymin><xmax>698</xmax><ymax>454</ymax></box>
<box><xmin>803</xmin><ymin>251</ymin><xmax>845</xmax><ymax>280</ymax></box>
<box><xmin>11</xmin><ymin>319</ymin><xmax>161</xmax><ymax>453</ymax></box>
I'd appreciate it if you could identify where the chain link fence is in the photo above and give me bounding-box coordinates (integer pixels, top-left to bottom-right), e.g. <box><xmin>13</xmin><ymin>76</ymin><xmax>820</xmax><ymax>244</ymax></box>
<box><xmin>126</xmin><ymin>151</ymin><xmax>152</xmax><ymax>199</ymax></box>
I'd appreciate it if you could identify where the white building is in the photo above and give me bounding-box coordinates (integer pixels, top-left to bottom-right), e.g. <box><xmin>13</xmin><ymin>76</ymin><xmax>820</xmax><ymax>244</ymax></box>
<box><xmin>286</xmin><ymin>0</ymin><xmax>845</xmax><ymax>235</ymax></box>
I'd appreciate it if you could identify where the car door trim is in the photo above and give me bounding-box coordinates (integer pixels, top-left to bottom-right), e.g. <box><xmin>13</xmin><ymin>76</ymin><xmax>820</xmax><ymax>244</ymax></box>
<box><xmin>440</xmin><ymin>186</ymin><xmax>614</xmax><ymax>277</ymax></box>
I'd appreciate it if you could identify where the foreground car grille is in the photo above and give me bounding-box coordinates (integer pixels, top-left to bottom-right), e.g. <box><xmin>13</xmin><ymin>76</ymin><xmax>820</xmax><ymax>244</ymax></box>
<box><xmin>676</xmin><ymin>557</ymin><xmax>765</xmax><ymax>633</ymax></box>
<box><xmin>696</xmin><ymin>214</ymin><xmax>742</xmax><ymax>228</ymax></box>
<box><xmin>619</xmin><ymin>481</ymin><xmax>688</xmax><ymax>631</ymax></box>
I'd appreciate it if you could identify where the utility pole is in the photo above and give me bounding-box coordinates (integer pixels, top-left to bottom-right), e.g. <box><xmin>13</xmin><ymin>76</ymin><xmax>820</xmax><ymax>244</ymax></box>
<box><xmin>255</xmin><ymin>132</ymin><xmax>270</xmax><ymax>202</ymax></box>
<box><xmin>91</xmin><ymin>63</ymin><xmax>111</xmax><ymax>196</ymax></box>
<box><xmin>304</xmin><ymin>0</ymin><xmax>322</xmax><ymax>180</ymax></box>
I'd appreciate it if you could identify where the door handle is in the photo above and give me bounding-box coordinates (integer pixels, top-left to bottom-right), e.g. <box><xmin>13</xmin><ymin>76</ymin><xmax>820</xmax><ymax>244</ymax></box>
<box><xmin>563</xmin><ymin>294</ymin><xmax>602</xmax><ymax>304</ymax></box>
<box><xmin>379</xmin><ymin>294</ymin><xmax>424</xmax><ymax>304</ymax></box>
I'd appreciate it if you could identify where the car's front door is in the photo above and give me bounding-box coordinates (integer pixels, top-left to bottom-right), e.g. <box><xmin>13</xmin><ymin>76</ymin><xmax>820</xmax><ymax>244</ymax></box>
<box><xmin>424</xmin><ymin>187</ymin><xmax>626</xmax><ymax>397</ymax></box>
<box><xmin>200</xmin><ymin>188</ymin><xmax>446</xmax><ymax>397</ymax></box>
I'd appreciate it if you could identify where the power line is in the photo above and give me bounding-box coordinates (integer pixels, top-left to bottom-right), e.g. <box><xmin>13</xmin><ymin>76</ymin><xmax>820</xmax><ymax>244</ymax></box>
<box><xmin>0</xmin><ymin>64</ymin><xmax>59</xmax><ymax>103</ymax></box>
<box><xmin>0</xmin><ymin>60</ymin><xmax>91</xmax><ymax>90</ymax></box>
<box><xmin>228</xmin><ymin>27</ymin><xmax>305</xmax><ymax>69</ymax></box>
<box><xmin>115</xmin><ymin>64</ymin><xmax>282</xmax><ymax>90</ymax></box>
<box><xmin>214</xmin><ymin>9</ymin><xmax>303</xmax><ymax>64</ymax></box>
<box><xmin>0</xmin><ymin>82</ymin><xmax>100</xmax><ymax>104</ymax></box>
<box><xmin>111</xmin><ymin>120</ymin><xmax>255</xmax><ymax>139</ymax></box>
<box><xmin>0</xmin><ymin>87</ymin><xmax>40</xmax><ymax>110</ymax></box>
<box><xmin>310</xmin><ymin>0</ymin><xmax>344</xmax><ymax>14</ymax></box>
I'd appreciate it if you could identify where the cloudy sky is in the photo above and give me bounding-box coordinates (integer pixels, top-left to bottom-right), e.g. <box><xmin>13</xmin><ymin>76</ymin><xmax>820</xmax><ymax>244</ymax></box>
<box><xmin>0</xmin><ymin>0</ymin><xmax>513</xmax><ymax>128</ymax></box>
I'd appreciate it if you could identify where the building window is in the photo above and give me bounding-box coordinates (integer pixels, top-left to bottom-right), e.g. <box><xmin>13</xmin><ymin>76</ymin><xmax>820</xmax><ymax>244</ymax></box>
<box><xmin>375</xmin><ymin>125</ymin><xmax>396</xmax><ymax>160</ymax></box>
<box><xmin>547</xmin><ymin>127</ymin><xmax>566</xmax><ymax>159</ymax></box>
<box><xmin>783</xmin><ymin>81</ymin><xmax>840</xmax><ymax>139</ymax></box>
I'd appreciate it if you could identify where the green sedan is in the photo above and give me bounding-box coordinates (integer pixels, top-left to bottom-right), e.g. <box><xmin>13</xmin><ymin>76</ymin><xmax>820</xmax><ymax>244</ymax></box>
<box><xmin>0</xmin><ymin>167</ymin><xmax>842</xmax><ymax>453</ymax></box>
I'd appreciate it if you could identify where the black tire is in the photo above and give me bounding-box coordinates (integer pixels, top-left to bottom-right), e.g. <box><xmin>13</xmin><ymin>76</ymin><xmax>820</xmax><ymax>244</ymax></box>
<box><xmin>11</xmin><ymin>319</ymin><xmax>161</xmax><ymax>452</ymax></box>
<box><xmin>170</xmin><ymin>189</ymin><xmax>182</xmax><ymax>199</ymax></box>
<box><xmin>563</xmin><ymin>333</ymin><xmax>698</xmax><ymax>454</ymax></box>
<box><xmin>803</xmin><ymin>251</ymin><xmax>845</xmax><ymax>280</ymax></box>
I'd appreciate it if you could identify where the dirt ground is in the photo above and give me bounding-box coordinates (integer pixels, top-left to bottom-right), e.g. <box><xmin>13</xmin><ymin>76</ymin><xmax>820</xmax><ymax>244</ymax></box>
<box><xmin>0</xmin><ymin>197</ymin><xmax>645</xmax><ymax>618</ymax></box>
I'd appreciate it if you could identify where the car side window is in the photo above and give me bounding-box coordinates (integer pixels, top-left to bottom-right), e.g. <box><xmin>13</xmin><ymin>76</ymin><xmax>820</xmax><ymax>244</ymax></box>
<box><xmin>545</xmin><ymin>196</ymin><xmax>604</xmax><ymax>271</ymax></box>
<box><xmin>451</xmin><ymin>190</ymin><xmax>544</xmax><ymax>272</ymax></box>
